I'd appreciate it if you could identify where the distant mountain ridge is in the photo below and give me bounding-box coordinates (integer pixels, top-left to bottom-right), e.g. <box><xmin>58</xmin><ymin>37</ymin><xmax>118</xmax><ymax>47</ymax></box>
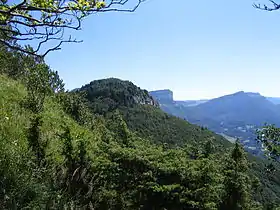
<box><xmin>185</xmin><ymin>91</ymin><xmax>280</xmax><ymax>126</ymax></box>
<box><xmin>150</xmin><ymin>90</ymin><xmax>280</xmax><ymax>107</ymax></box>
<box><xmin>149</xmin><ymin>89</ymin><xmax>280</xmax><ymax>155</ymax></box>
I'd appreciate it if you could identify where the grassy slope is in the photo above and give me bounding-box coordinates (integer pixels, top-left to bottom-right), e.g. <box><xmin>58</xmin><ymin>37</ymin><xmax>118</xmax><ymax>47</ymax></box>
<box><xmin>0</xmin><ymin>74</ymin><xmax>96</xmax><ymax>177</ymax></box>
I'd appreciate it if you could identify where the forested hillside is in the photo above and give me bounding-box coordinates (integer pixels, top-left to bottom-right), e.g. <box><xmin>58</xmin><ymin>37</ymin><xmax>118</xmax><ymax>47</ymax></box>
<box><xmin>75</xmin><ymin>78</ymin><xmax>280</xmax><ymax>208</ymax></box>
<box><xmin>1</xmin><ymin>44</ymin><xmax>280</xmax><ymax>209</ymax></box>
<box><xmin>77</xmin><ymin>79</ymin><xmax>231</xmax><ymax>148</ymax></box>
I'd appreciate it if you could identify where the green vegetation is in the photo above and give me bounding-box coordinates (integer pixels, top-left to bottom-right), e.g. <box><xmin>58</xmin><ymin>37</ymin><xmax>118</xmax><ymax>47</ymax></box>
<box><xmin>76</xmin><ymin>76</ymin><xmax>280</xmax><ymax>208</ymax></box>
<box><xmin>79</xmin><ymin>78</ymin><xmax>158</xmax><ymax>115</ymax></box>
<box><xmin>257</xmin><ymin>124</ymin><xmax>280</xmax><ymax>160</ymax></box>
<box><xmin>1</xmin><ymin>44</ymin><xmax>280</xmax><ymax>209</ymax></box>
<box><xmin>79</xmin><ymin>78</ymin><xmax>230</xmax><ymax>148</ymax></box>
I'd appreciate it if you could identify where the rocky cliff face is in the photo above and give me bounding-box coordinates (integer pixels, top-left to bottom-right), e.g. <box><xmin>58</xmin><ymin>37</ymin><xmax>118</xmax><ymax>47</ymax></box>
<box><xmin>133</xmin><ymin>94</ymin><xmax>159</xmax><ymax>107</ymax></box>
<box><xmin>149</xmin><ymin>89</ymin><xmax>174</xmax><ymax>104</ymax></box>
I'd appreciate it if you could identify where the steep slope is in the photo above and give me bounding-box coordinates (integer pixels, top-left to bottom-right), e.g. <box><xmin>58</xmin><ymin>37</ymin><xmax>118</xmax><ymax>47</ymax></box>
<box><xmin>1</xmin><ymin>75</ymin><xmax>233</xmax><ymax>209</ymax></box>
<box><xmin>77</xmin><ymin>78</ymin><xmax>232</xmax><ymax>148</ymax></box>
<box><xmin>0</xmin><ymin>74</ymin><xmax>99</xmax><ymax>208</ymax></box>
<box><xmin>119</xmin><ymin>105</ymin><xmax>231</xmax><ymax>147</ymax></box>
<box><xmin>1</xmin><ymin>74</ymin><xmax>280</xmax><ymax>208</ymax></box>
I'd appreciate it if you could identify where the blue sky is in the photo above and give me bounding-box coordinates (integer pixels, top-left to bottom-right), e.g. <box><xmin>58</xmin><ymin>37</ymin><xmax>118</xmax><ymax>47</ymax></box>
<box><xmin>45</xmin><ymin>0</ymin><xmax>280</xmax><ymax>100</ymax></box>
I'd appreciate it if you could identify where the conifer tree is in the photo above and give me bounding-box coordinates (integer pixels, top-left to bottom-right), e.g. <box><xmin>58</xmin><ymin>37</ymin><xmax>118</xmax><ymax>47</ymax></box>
<box><xmin>108</xmin><ymin>110</ymin><xmax>131</xmax><ymax>146</ymax></box>
<box><xmin>221</xmin><ymin>140</ymin><xmax>259</xmax><ymax>210</ymax></box>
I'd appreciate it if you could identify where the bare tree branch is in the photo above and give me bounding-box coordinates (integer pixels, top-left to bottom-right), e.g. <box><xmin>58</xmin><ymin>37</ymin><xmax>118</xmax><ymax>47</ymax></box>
<box><xmin>253</xmin><ymin>0</ymin><xmax>280</xmax><ymax>11</ymax></box>
<box><xmin>0</xmin><ymin>0</ymin><xmax>146</xmax><ymax>58</ymax></box>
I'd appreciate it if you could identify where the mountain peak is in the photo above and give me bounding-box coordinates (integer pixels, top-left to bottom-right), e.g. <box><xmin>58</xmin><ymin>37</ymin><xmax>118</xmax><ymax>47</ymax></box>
<box><xmin>219</xmin><ymin>91</ymin><xmax>263</xmax><ymax>100</ymax></box>
<box><xmin>234</xmin><ymin>91</ymin><xmax>245</xmax><ymax>94</ymax></box>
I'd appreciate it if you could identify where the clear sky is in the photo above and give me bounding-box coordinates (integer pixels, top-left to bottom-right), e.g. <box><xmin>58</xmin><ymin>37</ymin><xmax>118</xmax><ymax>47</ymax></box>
<box><xmin>45</xmin><ymin>0</ymin><xmax>280</xmax><ymax>100</ymax></box>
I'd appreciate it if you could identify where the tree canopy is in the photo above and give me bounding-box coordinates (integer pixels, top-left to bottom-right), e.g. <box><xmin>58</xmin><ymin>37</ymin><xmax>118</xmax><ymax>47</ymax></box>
<box><xmin>0</xmin><ymin>0</ymin><xmax>145</xmax><ymax>57</ymax></box>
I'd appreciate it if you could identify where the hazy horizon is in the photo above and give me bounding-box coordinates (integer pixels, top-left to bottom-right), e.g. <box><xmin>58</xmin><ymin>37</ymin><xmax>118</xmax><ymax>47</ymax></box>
<box><xmin>45</xmin><ymin>0</ymin><xmax>280</xmax><ymax>100</ymax></box>
<box><xmin>148</xmin><ymin>89</ymin><xmax>278</xmax><ymax>101</ymax></box>
<box><xmin>68</xmin><ymin>76</ymin><xmax>280</xmax><ymax>100</ymax></box>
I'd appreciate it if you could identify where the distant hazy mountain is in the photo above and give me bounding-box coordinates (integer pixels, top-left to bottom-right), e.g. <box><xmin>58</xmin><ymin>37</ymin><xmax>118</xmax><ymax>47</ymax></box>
<box><xmin>267</xmin><ymin>97</ymin><xmax>280</xmax><ymax>105</ymax></box>
<box><xmin>149</xmin><ymin>90</ymin><xmax>280</xmax><ymax>155</ymax></box>
<box><xmin>176</xmin><ymin>99</ymin><xmax>209</xmax><ymax>107</ymax></box>
<box><xmin>149</xmin><ymin>89</ymin><xmax>174</xmax><ymax>103</ymax></box>
<box><xmin>150</xmin><ymin>90</ymin><xmax>280</xmax><ymax>126</ymax></box>
<box><xmin>149</xmin><ymin>90</ymin><xmax>208</xmax><ymax>107</ymax></box>
<box><xmin>185</xmin><ymin>91</ymin><xmax>280</xmax><ymax>127</ymax></box>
